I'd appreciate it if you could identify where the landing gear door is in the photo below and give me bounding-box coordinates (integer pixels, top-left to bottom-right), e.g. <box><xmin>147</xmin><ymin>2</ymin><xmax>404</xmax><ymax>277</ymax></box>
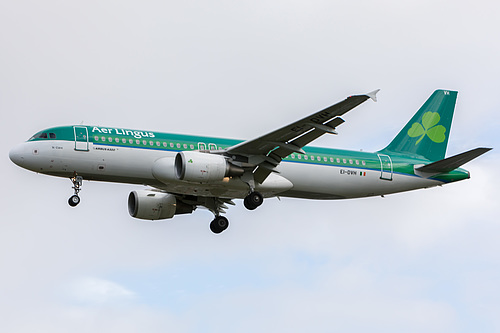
<box><xmin>74</xmin><ymin>126</ymin><xmax>89</xmax><ymax>151</ymax></box>
<box><xmin>377</xmin><ymin>154</ymin><xmax>393</xmax><ymax>180</ymax></box>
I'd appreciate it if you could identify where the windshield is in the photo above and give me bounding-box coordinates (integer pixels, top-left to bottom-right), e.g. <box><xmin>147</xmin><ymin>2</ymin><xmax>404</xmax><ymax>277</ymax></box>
<box><xmin>28</xmin><ymin>132</ymin><xmax>56</xmax><ymax>141</ymax></box>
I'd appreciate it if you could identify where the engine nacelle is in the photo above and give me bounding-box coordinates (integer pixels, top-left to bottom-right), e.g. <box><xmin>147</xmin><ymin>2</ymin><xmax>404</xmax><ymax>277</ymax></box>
<box><xmin>152</xmin><ymin>156</ymin><xmax>177</xmax><ymax>184</ymax></box>
<box><xmin>174</xmin><ymin>151</ymin><xmax>244</xmax><ymax>183</ymax></box>
<box><xmin>128</xmin><ymin>190</ymin><xmax>193</xmax><ymax>220</ymax></box>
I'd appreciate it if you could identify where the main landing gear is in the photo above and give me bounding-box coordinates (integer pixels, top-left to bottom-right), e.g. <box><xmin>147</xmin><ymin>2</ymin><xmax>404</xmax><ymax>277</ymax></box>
<box><xmin>68</xmin><ymin>175</ymin><xmax>83</xmax><ymax>207</ymax></box>
<box><xmin>209</xmin><ymin>191</ymin><xmax>263</xmax><ymax>234</ymax></box>
<box><xmin>210</xmin><ymin>191</ymin><xmax>264</xmax><ymax>234</ymax></box>
<box><xmin>210</xmin><ymin>215</ymin><xmax>229</xmax><ymax>234</ymax></box>
<box><xmin>243</xmin><ymin>191</ymin><xmax>263</xmax><ymax>210</ymax></box>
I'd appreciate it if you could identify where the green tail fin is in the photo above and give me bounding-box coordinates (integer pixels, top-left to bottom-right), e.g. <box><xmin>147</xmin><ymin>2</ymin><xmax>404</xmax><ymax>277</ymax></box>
<box><xmin>380</xmin><ymin>90</ymin><xmax>457</xmax><ymax>161</ymax></box>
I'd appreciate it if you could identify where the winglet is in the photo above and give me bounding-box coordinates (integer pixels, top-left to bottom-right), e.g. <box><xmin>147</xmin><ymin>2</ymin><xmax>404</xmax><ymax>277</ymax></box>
<box><xmin>366</xmin><ymin>89</ymin><xmax>380</xmax><ymax>102</ymax></box>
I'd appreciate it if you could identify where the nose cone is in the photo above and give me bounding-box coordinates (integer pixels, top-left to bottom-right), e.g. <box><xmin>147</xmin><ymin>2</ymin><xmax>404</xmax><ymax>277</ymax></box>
<box><xmin>9</xmin><ymin>143</ymin><xmax>26</xmax><ymax>167</ymax></box>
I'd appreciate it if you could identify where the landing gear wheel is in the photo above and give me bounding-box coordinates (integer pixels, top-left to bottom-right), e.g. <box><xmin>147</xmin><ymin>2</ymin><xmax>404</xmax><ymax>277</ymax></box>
<box><xmin>244</xmin><ymin>191</ymin><xmax>263</xmax><ymax>210</ymax></box>
<box><xmin>69</xmin><ymin>174</ymin><xmax>83</xmax><ymax>207</ymax></box>
<box><xmin>210</xmin><ymin>216</ymin><xmax>229</xmax><ymax>234</ymax></box>
<box><xmin>68</xmin><ymin>195</ymin><xmax>80</xmax><ymax>207</ymax></box>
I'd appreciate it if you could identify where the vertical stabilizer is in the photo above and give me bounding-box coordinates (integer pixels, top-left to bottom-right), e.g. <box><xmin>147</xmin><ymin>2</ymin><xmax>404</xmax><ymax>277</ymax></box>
<box><xmin>380</xmin><ymin>90</ymin><xmax>457</xmax><ymax>161</ymax></box>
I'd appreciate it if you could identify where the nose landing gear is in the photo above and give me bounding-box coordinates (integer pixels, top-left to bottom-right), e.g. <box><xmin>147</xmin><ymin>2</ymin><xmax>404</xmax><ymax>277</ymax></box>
<box><xmin>68</xmin><ymin>175</ymin><xmax>83</xmax><ymax>207</ymax></box>
<box><xmin>68</xmin><ymin>195</ymin><xmax>80</xmax><ymax>207</ymax></box>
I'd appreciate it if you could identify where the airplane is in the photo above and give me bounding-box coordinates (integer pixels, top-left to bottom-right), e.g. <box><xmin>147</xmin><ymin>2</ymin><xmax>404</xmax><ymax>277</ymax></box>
<box><xmin>9</xmin><ymin>89</ymin><xmax>491</xmax><ymax>234</ymax></box>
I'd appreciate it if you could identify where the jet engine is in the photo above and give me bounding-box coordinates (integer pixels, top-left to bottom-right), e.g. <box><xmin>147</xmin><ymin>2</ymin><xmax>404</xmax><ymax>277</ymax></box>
<box><xmin>128</xmin><ymin>190</ymin><xmax>194</xmax><ymax>220</ymax></box>
<box><xmin>174</xmin><ymin>151</ymin><xmax>244</xmax><ymax>183</ymax></box>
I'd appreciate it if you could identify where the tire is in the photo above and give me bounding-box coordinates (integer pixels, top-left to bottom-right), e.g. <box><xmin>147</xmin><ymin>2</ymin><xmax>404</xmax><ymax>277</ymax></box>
<box><xmin>210</xmin><ymin>216</ymin><xmax>229</xmax><ymax>234</ymax></box>
<box><xmin>244</xmin><ymin>191</ymin><xmax>263</xmax><ymax>210</ymax></box>
<box><xmin>243</xmin><ymin>196</ymin><xmax>255</xmax><ymax>210</ymax></box>
<box><xmin>68</xmin><ymin>195</ymin><xmax>80</xmax><ymax>207</ymax></box>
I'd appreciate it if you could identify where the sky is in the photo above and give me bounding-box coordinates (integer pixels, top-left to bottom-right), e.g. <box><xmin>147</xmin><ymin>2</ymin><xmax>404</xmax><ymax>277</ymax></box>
<box><xmin>1</xmin><ymin>0</ymin><xmax>499</xmax><ymax>332</ymax></box>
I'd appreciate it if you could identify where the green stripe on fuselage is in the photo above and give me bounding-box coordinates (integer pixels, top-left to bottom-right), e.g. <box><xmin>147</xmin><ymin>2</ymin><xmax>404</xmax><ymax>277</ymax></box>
<box><xmin>27</xmin><ymin>125</ymin><xmax>469</xmax><ymax>183</ymax></box>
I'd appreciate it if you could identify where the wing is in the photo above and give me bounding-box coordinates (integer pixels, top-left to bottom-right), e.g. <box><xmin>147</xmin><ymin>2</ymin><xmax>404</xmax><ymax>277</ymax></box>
<box><xmin>223</xmin><ymin>90</ymin><xmax>379</xmax><ymax>183</ymax></box>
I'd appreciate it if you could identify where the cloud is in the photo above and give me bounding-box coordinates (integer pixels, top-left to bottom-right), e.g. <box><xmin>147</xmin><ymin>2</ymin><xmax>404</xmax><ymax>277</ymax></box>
<box><xmin>65</xmin><ymin>277</ymin><xmax>135</xmax><ymax>304</ymax></box>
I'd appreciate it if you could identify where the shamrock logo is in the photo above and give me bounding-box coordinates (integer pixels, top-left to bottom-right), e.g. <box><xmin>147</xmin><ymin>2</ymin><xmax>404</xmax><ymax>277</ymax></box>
<box><xmin>407</xmin><ymin>112</ymin><xmax>446</xmax><ymax>144</ymax></box>
<box><xmin>188</xmin><ymin>159</ymin><xmax>193</xmax><ymax>163</ymax></box>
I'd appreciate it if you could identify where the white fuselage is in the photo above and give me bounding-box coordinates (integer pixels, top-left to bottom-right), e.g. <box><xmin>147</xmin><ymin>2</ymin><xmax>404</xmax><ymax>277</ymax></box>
<box><xmin>10</xmin><ymin>139</ymin><xmax>442</xmax><ymax>200</ymax></box>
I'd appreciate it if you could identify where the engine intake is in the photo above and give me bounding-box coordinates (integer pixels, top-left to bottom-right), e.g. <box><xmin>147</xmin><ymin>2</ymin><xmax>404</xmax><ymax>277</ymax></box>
<box><xmin>175</xmin><ymin>151</ymin><xmax>244</xmax><ymax>183</ymax></box>
<box><xmin>128</xmin><ymin>190</ymin><xmax>194</xmax><ymax>220</ymax></box>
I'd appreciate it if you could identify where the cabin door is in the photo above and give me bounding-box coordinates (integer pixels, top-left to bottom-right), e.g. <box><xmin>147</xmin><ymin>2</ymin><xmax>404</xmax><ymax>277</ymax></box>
<box><xmin>74</xmin><ymin>126</ymin><xmax>89</xmax><ymax>151</ymax></box>
<box><xmin>377</xmin><ymin>154</ymin><xmax>393</xmax><ymax>180</ymax></box>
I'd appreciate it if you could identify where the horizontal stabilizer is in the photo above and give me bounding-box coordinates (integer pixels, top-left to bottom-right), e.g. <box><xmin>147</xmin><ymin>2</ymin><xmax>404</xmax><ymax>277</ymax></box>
<box><xmin>416</xmin><ymin>147</ymin><xmax>492</xmax><ymax>173</ymax></box>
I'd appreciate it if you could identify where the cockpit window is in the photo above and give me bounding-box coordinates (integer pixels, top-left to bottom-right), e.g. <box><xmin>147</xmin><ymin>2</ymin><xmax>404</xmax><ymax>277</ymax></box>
<box><xmin>29</xmin><ymin>132</ymin><xmax>49</xmax><ymax>140</ymax></box>
<box><xmin>49</xmin><ymin>133</ymin><xmax>56</xmax><ymax>139</ymax></box>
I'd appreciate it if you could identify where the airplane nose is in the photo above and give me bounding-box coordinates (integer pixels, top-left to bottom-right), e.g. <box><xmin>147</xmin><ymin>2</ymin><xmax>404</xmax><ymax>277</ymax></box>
<box><xmin>9</xmin><ymin>143</ymin><xmax>25</xmax><ymax>167</ymax></box>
